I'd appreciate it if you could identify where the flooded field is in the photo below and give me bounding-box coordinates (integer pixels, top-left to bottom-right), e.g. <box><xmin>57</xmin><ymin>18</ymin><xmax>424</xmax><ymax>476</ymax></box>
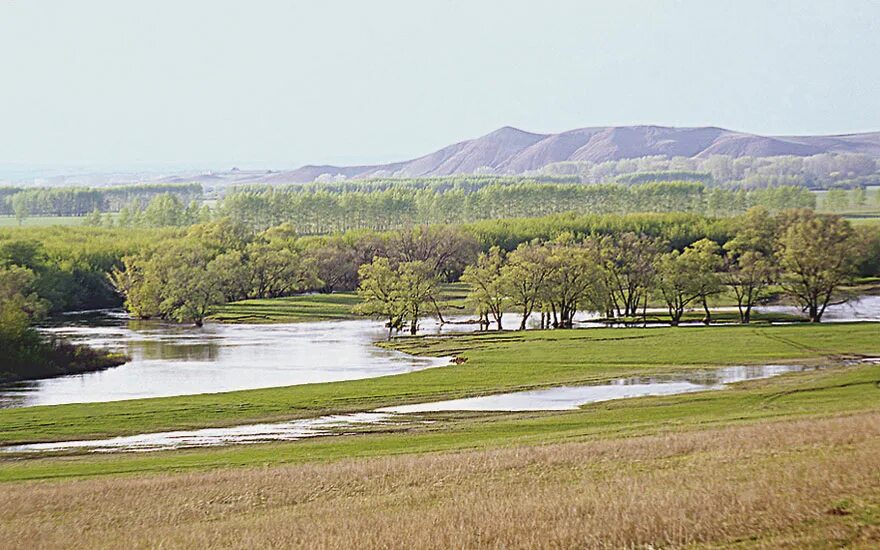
<box><xmin>0</xmin><ymin>296</ymin><xmax>876</xmax><ymax>410</ymax></box>
<box><xmin>2</xmin><ymin>364</ymin><xmax>823</xmax><ymax>454</ymax></box>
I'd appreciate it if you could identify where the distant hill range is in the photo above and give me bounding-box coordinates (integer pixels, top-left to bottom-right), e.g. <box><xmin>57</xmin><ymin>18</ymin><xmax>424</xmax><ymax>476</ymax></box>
<box><xmin>156</xmin><ymin>125</ymin><xmax>880</xmax><ymax>185</ymax></box>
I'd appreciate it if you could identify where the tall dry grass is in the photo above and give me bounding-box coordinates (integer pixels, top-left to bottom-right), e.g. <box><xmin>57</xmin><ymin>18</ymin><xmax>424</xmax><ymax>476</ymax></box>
<box><xmin>2</xmin><ymin>414</ymin><xmax>879</xmax><ymax>549</ymax></box>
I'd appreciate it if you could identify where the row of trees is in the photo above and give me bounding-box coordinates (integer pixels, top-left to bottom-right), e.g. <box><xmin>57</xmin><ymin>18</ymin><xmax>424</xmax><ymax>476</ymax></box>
<box><xmin>538</xmin><ymin>153</ymin><xmax>880</xmax><ymax>189</ymax></box>
<box><xmin>5</xmin><ymin>209</ymin><xmax>875</xmax><ymax>330</ymax></box>
<box><xmin>1</xmin><ymin>183</ymin><xmax>202</xmax><ymax>221</ymax></box>
<box><xmin>355</xmin><ymin>209</ymin><xmax>863</xmax><ymax>333</ymax></box>
<box><xmin>219</xmin><ymin>182</ymin><xmax>815</xmax><ymax>233</ymax></box>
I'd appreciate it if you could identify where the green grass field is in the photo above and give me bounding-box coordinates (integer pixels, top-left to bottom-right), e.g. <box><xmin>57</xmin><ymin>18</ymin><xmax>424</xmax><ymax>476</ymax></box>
<box><xmin>0</xmin><ymin>322</ymin><xmax>878</xmax><ymax>482</ymax></box>
<box><xmin>0</xmin><ymin>215</ymin><xmax>86</xmax><ymax>227</ymax></box>
<box><xmin>210</xmin><ymin>283</ymin><xmax>470</xmax><ymax>323</ymax></box>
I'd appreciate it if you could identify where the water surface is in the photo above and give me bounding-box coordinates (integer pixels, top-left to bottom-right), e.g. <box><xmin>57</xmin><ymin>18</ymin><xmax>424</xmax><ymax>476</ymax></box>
<box><xmin>0</xmin><ymin>313</ymin><xmax>448</xmax><ymax>408</ymax></box>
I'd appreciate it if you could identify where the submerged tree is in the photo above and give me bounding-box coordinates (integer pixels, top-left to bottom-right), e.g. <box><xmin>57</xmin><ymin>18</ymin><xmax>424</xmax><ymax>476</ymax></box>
<box><xmin>355</xmin><ymin>258</ymin><xmax>405</xmax><ymax>336</ymax></box>
<box><xmin>355</xmin><ymin>258</ymin><xmax>439</xmax><ymax>336</ymax></box>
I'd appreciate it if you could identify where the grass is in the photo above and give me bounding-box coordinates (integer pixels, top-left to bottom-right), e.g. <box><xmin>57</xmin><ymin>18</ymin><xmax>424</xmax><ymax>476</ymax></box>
<box><xmin>0</xmin><ymin>215</ymin><xmax>87</xmax><ymax>227</ymax></box>
<box><xmin>1</xmin><ymin>413</ymin><xmax>878</xmax><ymax>548</ymax></box>
<box><xmin>210</xmin><ymin>283</ymin><xmax>470</xmax><ymax>323</ymax></box>
<box><xmin>1</xmin><ymin>322</ymin><xmax>879</xmax><ymax>547</ymax></box>
<box><xmin>0</xmin><ymin>322</ymin><xmax>878</xmax><ymax>481</ymax></box>
<box><xmin>210</xmin><ymin>292</ymin><xmax>361</xmax><ymax>323</ymax></box>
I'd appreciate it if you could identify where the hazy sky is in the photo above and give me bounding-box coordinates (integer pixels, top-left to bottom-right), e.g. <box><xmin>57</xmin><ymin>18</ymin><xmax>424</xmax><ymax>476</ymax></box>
<box><xmin>1</xmin><ymin>0</ymin><xmax>878</xmax><ymax>168</ymax></box>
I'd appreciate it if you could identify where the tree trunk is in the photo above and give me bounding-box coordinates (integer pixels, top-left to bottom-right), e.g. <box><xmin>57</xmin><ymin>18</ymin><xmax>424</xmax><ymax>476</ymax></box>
<box><xmin>701</xmin><ymin>297</ymin><xmax>711</xmax><ymax>325</ymax></box>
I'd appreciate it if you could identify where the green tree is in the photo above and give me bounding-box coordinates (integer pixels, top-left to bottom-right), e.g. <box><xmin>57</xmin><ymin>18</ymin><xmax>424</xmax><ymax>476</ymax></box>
<box><xmin>461</xmin><ymin>246</ymin><xmax>508</xmax><ymax>330</ymax></box>
<box><xmin>142</xmin><ymin>194</ymin><xmax>186</xmax><ymax>227</ymax></box>
<box><xmin>777</xmin><ymin>211</ymin><xmax>857</xmax><ymax>322</ymax></box>
<box><xmin>823</xmin><ymin>188</ymin><xmax>848</xmax><ymax>212</ymax></box>
<box><xmin>355</xmin><ymin>258</ymin><xmax>405</xmax><ymax>337</ymax></box>
<box><xmin>501</xmin><ymin>242</ymin><xmax>553</xmax><ymax>330</ymax></box>
<box><xmin>723</xmin><ymin>207</ymin><xmax>778</xmax><ymax>323</ymax></box>
<box><xmin>682</xmin><ymin>238</ymin><xmax>724</xmax><ymax>324</ymax></box>
<box><xmin>599</xmin><ymin>232</ymin><xmax>661</xmax><ymax>318</ymax></box>
<box><xmin>542</xmin><ymin>241</ymin><xmax>605</xmax><ymax>329</ymax></box>
<box><xmin>396</xmin><ymin>261</ymin><xmax>440</xmax><ymax>335</ymax></box>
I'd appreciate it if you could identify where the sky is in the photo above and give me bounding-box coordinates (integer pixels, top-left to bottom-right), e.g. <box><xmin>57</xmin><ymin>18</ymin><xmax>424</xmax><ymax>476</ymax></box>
<box><xmin>1</xmin><ymin>0</ymin><xmax>879</xmax><ymax>169</ymax></box>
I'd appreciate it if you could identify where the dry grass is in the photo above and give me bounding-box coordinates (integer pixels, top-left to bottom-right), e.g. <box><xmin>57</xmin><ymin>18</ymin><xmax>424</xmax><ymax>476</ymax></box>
<box><xmin>2</xmin><ymin>414</ymin><xmax>879</xmax><ymax>549</ymax></box>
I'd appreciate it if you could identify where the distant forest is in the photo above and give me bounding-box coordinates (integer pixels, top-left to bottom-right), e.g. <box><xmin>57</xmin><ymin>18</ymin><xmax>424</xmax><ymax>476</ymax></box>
<box><xmin>537</xmin><ymin>152</ymin><xmax>880</xmax><ymax>189</ymax></box>
<box><xmin>0</xmin><ymin>183</ymin><xmax>202</xmax><ymax>218</ymax></box>
<box><xmin>3</xmin><ymin>153</ymin><xmax>878</xmax><ymax>229</ymax></box>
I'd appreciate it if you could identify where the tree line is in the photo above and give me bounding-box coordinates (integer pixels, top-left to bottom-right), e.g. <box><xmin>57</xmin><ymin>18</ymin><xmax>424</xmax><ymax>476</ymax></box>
<box><xmin>538</xmin><ymin>152</ymin><xmax>880</xmax><ymax>189</ymax></box>
<box><xmin>357</xmin><ymin>208</ymin><xmax>865</xmax><ymax>333</ymax></box>
<box><xmin>218</xmin><ymin>182</ymin><xmax>815</xmax><ymax>233</ymax></box>
<box><xmin>1</xmin><ymin>183</ymin><xmax>202</xmax><ymax>221</ymax></box>
<box><xmin>95</xmin><ymin>209</ymin><xmax>879</xmax><ymax>329</ymax></box>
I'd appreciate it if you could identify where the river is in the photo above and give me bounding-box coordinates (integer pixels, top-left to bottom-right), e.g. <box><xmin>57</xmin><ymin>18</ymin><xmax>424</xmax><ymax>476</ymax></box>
<box><xmin>0</xmin><ymin>295</ymin><xmax>877</xmax><ymax>409</ymax></box>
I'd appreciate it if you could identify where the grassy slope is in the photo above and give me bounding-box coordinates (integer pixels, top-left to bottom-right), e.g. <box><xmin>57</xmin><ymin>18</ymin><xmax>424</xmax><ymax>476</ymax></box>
<box><xmin>3</xmin><ymin>415</ymin><xmax>878</xmax><ymax>549</ymax></box>
<box><xmin>0</xmin><ymin>323</ymin><xmax>878</xmax><ymax>481</ymax></box>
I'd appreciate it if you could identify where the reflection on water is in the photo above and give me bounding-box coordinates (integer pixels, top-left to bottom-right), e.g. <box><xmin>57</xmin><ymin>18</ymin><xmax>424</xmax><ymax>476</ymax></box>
<box><xmin>378</xmin><ymin>364</ymin><xmax>816</xmax><ymax>413</ymax></box>
<box><xmin>0</xmin><ymin>312</ymin><xmax>449</xmax><ymax>409</ymax></box>
<box><xmin>1</xmin><ymin>364</ymin><xmax>825</xmax><ymax>454</ymax></box>
<box><xmin>756</xmin><ymin>295</ymin><xmax>880</xmax><ymax>322</ymax></box>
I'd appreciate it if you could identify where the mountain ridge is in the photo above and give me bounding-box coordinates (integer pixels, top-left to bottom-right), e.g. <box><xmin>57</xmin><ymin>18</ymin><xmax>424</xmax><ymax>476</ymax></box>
<box><xmin>156</xmin><ymin>125</ymin><xmax>880</xmax><ymax>185</ymax></box>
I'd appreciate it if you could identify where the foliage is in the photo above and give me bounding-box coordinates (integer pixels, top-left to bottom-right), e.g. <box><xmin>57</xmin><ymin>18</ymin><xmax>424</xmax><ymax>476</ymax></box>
<box><xmin>777</xmin><ymin>210</ymin><xmax>859</xmax><ymax>322</ymax></box>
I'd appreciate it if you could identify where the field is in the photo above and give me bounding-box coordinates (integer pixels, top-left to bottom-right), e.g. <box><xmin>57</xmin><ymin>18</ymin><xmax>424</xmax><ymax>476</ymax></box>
<box><xmin>0</xmin><ymin>215</ymin><xmax>86</xmax><ymax>227</ymax></box>
<box><xmin>0</xmin><ymin>323</ymin><xmax>879</xmax><ymax>547</ymax></box>
<box><xmin>2</xmin><ymin>414</ymin><xmax>878</xmax><ymax>548</ymax></box>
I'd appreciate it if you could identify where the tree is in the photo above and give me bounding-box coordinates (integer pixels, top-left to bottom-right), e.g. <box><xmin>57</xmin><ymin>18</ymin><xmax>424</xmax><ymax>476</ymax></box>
<box><xmin>682</xmin><ymin>239</ymin><xmax>723</xmax><ymax>324</ymax></box>
<box><xmin>109</xmin><ymin>256</ymin><xmax>162</xmax><ymax>319</ymax></box>
<box><xmin>501</xmin><ymin>242</ymin><xmax>553</xmax><ymax>330</ymax></box>
<box><xmin>111</xmin><ymin>243</ymin><xmax>227</xmax><ymax>326</ymax></box>
<box><xmin>395</xmin><ymin>261</ymin><xmax>440</xmax><ymax>335</ymax></box>
<box><xmin>654</xmin><ymin>251</ymin><xmax>699</xmax><ymax>326</ymax></box>
<box><xmin>244</xmin><ymin>241</ymin><xmax>318</xmax><ymax>299</ymax></box>
<box><xmin>823</xmin><ymin>188</ymin><xmax>848</xmax><ymax>212</ymax></box>
<box><xmin>777</xmin><ymin>211</ymin><xmax>857</xmax><ymax>322</ymax></box>
<box><xmin>723</xmin><ymin>207</ymin><xmax>778</xmax><ymax>323</ymax></box>
<box><xmin>142</xmin><ymin>194</ymin><xmax>186</xmax><ymax>227</ymax></box>
<box><xmin>386</xmin><ymin>225</ymin><xmax>479</xmax><ymax>280</ymax></box>
<box><xmin>461</xmin><ymin>246</ymin><xmax>508</xmax><ymax>330</ymax></box>
<box><xmin>599</xmin><ymin>232</ymin><xmax>660</xmax><ymax>318</ymax></box>
<box><xmin>541</xmin><ymin>240</ymin><xmax>605</xmax><ymax>329</ymax></box>
<box><xmin>355</xmin><ymin>258</ymin><xmax>405</xmax><ymax>337</ymax></box>
<box><xmin>157</xmin><ymin>244</ymin><xmax>227</xmax><ymax>326</ymax></box>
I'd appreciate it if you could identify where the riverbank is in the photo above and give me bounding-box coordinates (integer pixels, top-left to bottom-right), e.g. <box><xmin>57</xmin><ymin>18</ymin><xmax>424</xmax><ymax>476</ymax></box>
<box><xmin>0</xmin><ymin>322</ymin><xmax>877</xmax><ymax>446</ymax></box>
<box><xmin>0</xmin><ymin>339</ymin><xmax>128</xmax><ymax>385</ymax></box>
<box><xmin>208</xmin><ymin>279</ymin><xmax>880</xmax><ymax>325</ymax></box>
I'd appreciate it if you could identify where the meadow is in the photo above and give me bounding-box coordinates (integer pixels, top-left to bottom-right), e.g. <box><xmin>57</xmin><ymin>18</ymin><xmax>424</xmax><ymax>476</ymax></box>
<box><xmin>0</xmin><ymin>322</ymin><xmax>878</xmax><ymax>476</ymax></box>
